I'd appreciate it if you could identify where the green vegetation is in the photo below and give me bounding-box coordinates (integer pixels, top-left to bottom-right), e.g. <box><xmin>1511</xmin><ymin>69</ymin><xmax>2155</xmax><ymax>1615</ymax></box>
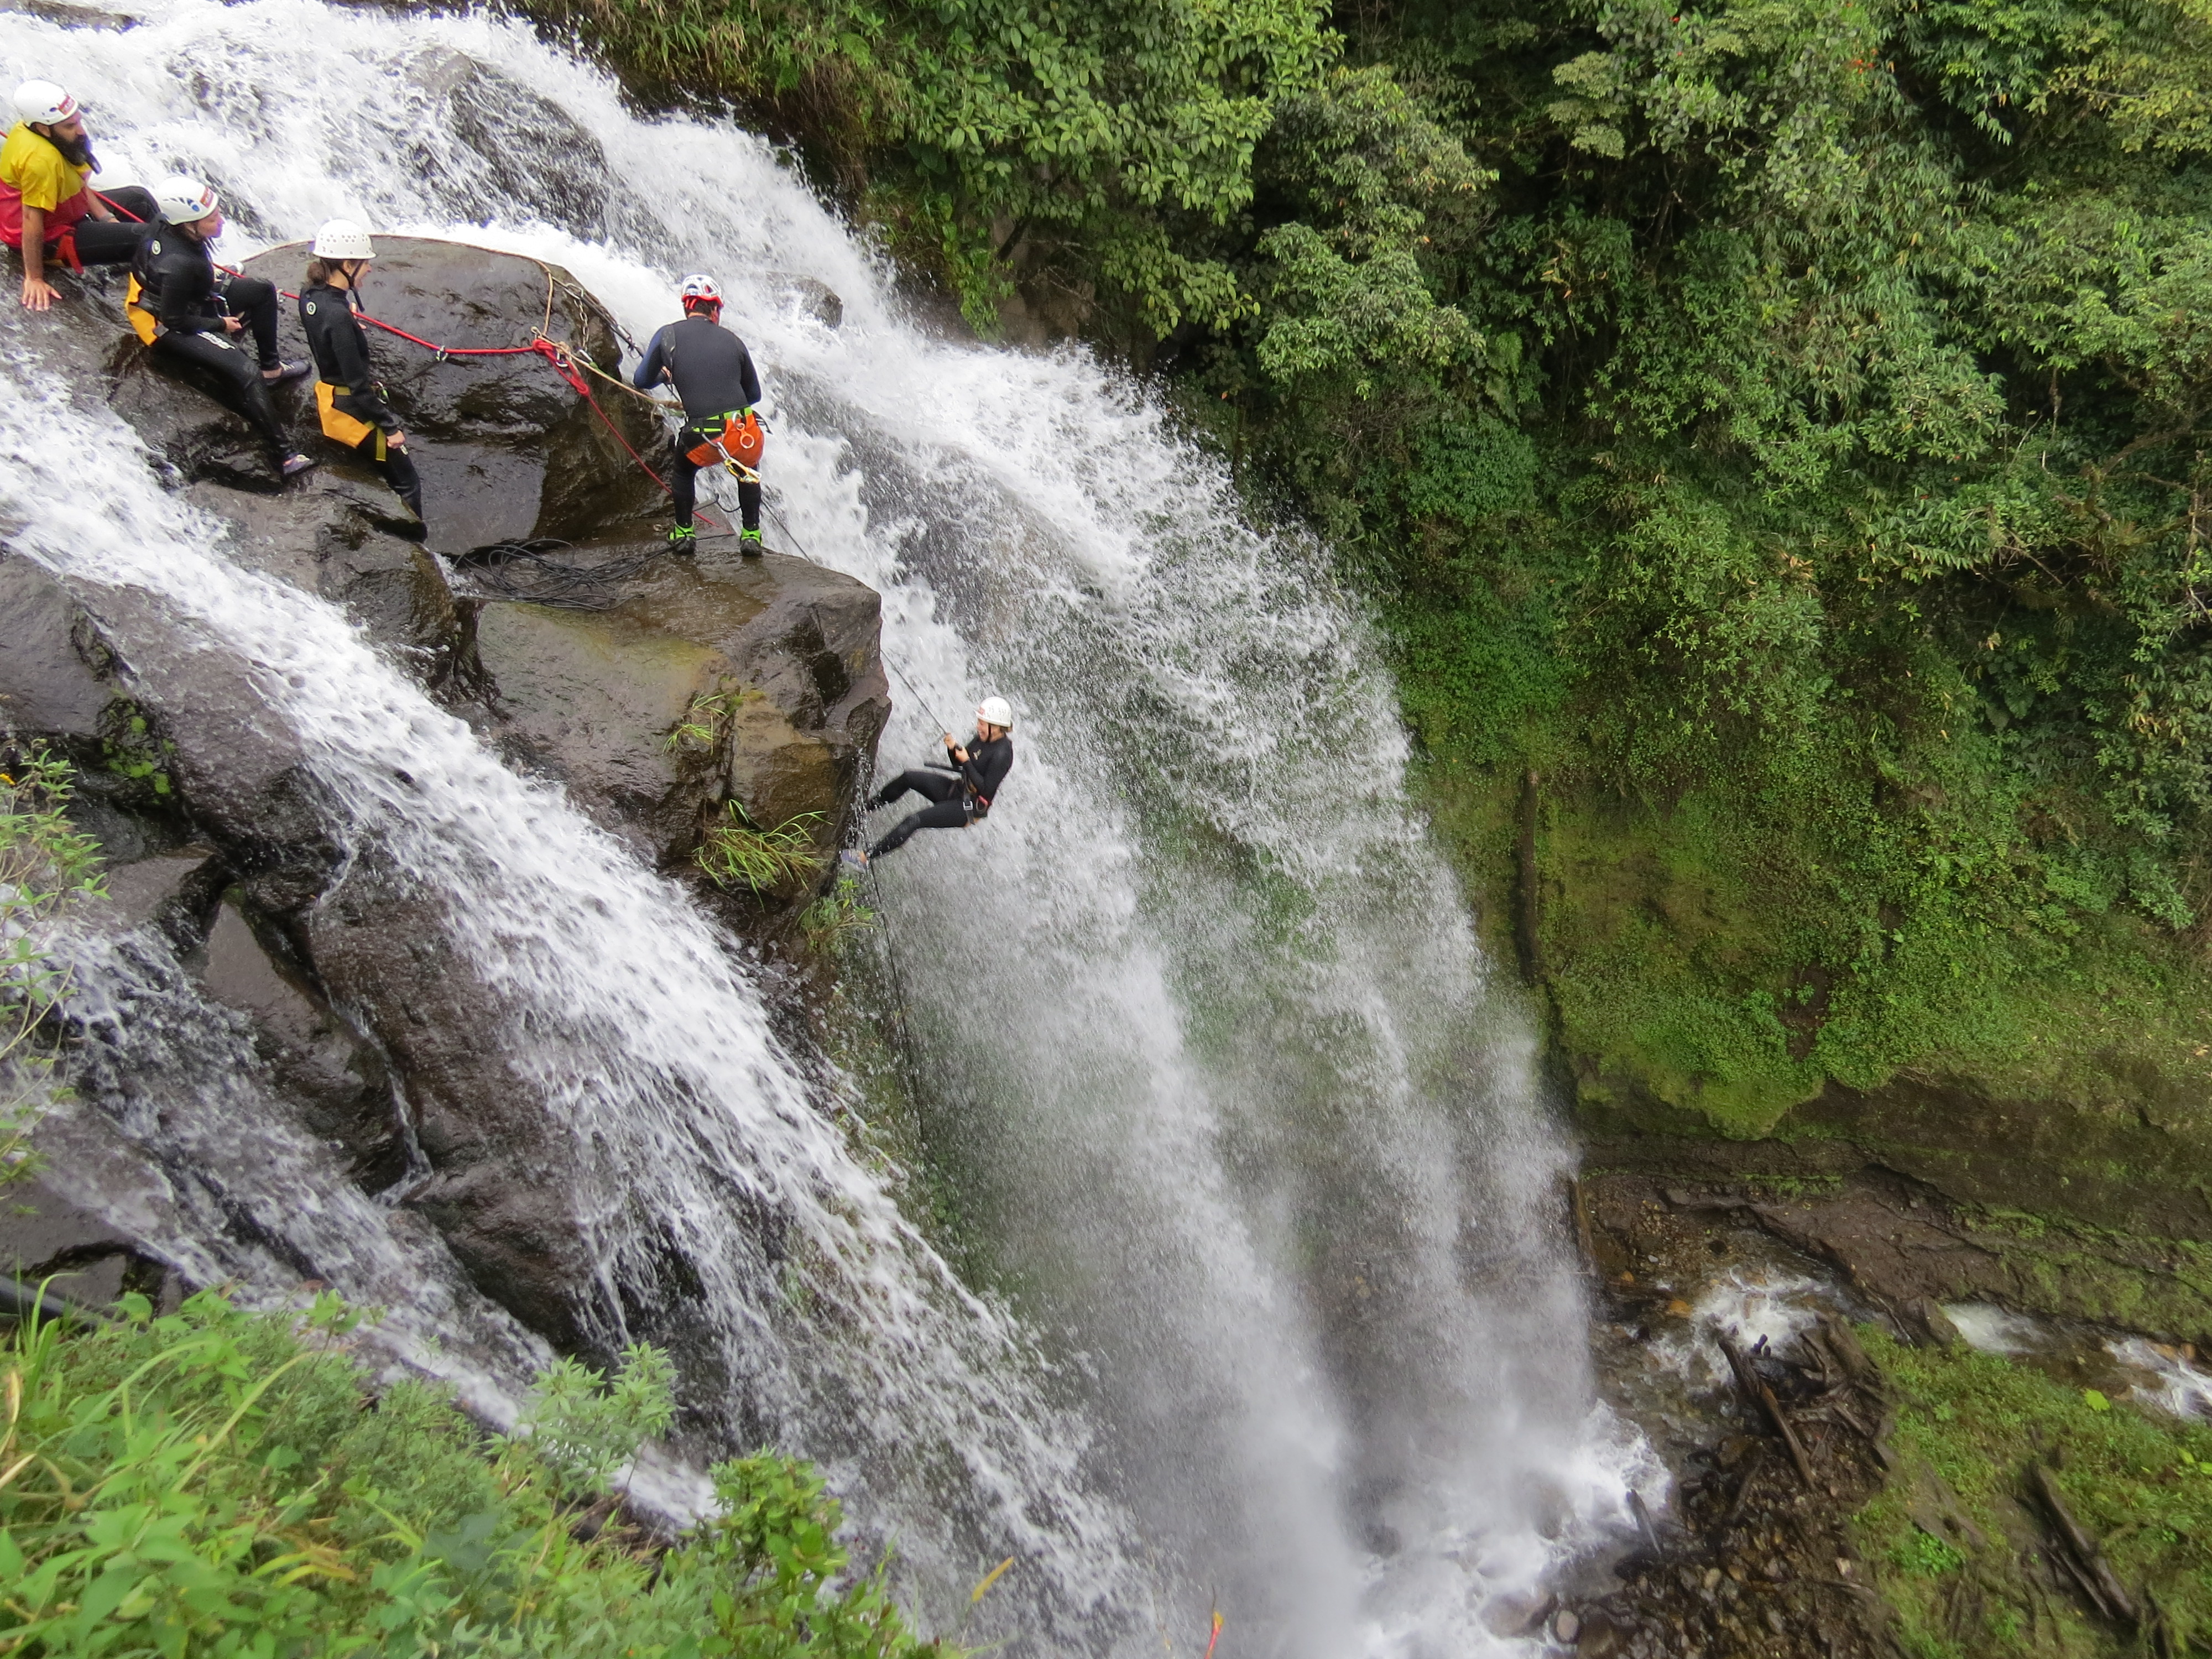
<box><xmin>551</xmin><ymin>0</ymin><xmax>2212</xmax><ymax>1152</ymax></box>
<box><xmin>0</xmin><ymin>743</ymin><xmax>107</xmax><ymax>1172</ymax></box>
<box><xmin>545</xmin><ymin>0</ymin><xmax>1334</xmax><ymax>337</ymax></box>
<box><xmin>663</xmin><ymin>686</ymin><xmax>749</xmax><ymax>758</ymax></box>
<box><xmin>696</xmin><ymin>803</ymin><xmax>827</xmax><ymax>892</ymax></box>
<box><xmin>801</xmin><ymin>872</ymin><xmax>877</xmax><ymax>946</ymax></box>
<box><xmin>0</xmin><ymin>1291</ymin><xmax>945</xmax><ymax>1659</ymax></box>
<box><xmin>1855</xmin><ymin>1325</ymin><xmax>2212</xmax><ymax>1656</ymax></box>
<box><xmin>96</xmin><ymin>703</ymin><xmax>174</xmax><ymax>804</ymax></box>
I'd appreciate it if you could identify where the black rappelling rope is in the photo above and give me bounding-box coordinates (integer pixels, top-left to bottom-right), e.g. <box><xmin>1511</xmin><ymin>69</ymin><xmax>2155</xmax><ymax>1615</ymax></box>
<box><xmin>445</xmin><ymin>538</ymin><xmax>670</xmax><ymax>611</ymax></box>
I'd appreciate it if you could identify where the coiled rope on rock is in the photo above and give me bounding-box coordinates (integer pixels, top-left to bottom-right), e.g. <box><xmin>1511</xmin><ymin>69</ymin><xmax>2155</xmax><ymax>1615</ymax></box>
<box><xmin>448</xmin><ymin>538</ymin><xmax>674</xmax><ymax>611</ymax></box>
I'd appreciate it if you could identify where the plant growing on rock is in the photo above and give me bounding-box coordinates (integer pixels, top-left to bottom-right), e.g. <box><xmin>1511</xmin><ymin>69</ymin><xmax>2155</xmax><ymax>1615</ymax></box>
<box><xmin>696</xmin><ymin>803</ymin><xmax>827</xmax><ymax>892</ymax></box>
<box><xmin>801</xmin><ymin>873</ymin><xmax>877</xmax><ymax>947</ymax></box>
<box><xmin>0</xmin><ymin>742</ymin><xmax>106</xmax><ymax>1185</ymax></box>
<box><xmin>664</xmin><ymin>685</ymin><xmax>750</xmax><ymax>759</ymax></box>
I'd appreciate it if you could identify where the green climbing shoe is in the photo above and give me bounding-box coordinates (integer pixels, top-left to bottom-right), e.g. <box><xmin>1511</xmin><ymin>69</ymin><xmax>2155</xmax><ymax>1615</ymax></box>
<box><xmin>738</xmin><ymin>527</ymin><xmax>764</xmax><ymax>557</ymax></box>
<box><xmin>666</xmin><ymin>524</ymin><xmax>698</xmax><ymax>556</ymax></box>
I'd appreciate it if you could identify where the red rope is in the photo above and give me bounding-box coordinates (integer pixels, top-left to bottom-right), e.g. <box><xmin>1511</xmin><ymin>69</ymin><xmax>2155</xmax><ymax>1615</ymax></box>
<box><xmin>92</xmin><ymin>195</ymin><xmax>711</xmax><ymax>525</ymax></box>
<box><xmin>526</xmin><ymin>335</ymin><xmax>721</xmax><ymax>529</ymax></box>
<box><xmin>351</xmin><ymin>311</ymin><xmax>544</xmax><ymax>358</ymax></box>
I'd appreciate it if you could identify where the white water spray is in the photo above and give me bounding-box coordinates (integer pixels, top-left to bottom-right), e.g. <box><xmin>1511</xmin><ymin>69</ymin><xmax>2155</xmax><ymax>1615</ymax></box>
<box><xmin>1</xmin><ymin>2</ymin><xmax>1645</xmax><ymax>1650</ymax></box>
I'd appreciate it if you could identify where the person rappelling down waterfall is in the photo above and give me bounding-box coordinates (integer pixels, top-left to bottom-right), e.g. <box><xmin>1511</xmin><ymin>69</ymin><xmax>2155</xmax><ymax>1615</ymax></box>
<box><xmin>3</xmin><ymin>80</ymin><xmax>158</xmax><ymax>310</ymax></box>
<box><xmin>844</xmin><ymin>698</ymin><xmax>1015</xmax><ymax>867</ymax></box>
<box><xmin>632</xmin><ymin>273</ymin><xmax>765</xmax><ymax>557</ymax></box>
<box><xmin>126</xmin><ymin>175</ymin><xmax>314</xmax><ymax>478</ymax></box>
<box><xmin>299</xmin><ymin>220</ymin><xmax>425</xmax><ymax>528</ymax></box>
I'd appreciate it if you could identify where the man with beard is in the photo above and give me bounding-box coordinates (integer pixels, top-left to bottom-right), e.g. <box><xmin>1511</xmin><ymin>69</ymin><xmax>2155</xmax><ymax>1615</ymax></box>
<box><xmin>3</xmin><ymin>81</ymin><xmax>157</xmax><ymax>310</ymax></box>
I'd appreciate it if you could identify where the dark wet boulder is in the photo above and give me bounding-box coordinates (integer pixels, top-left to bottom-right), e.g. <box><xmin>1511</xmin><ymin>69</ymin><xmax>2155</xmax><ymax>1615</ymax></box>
<box><xmin>403</xmin><ymin>51</ymin><xmax>617</xmax><ymax>238</ymax></box>
<box><xmin>270</xmin><ymin>847</ymin><xmax>606</xmax><ymax>1345</ymax></box>
<box><xmin>469</xmin><ymin>541</ymin><xmax>889</xmax><ymax>891</ymax></box>
<box><xmin>773</xmin><ymin>274</ymin><xmax>843</xmax><ymax>330</ymax></box>
<box><xmin>4</xmin><ymin>241</ymin><xmax>891</xmax><ymax>1364</ymax></box>
<box><xmin>103</xmin><ymin>335</ymin><xmax>295</xmax><ymax>491</ymax></box>
<box><xmin>194</xmin><ymin>895</ymin><xmax>408</xmax><ymax>1191</ymax></box>
<box><xmin>0</xmin><ymin>554</ymin><xmax>110</xmax><ymax>741</ymax></box>
<box><xmin>237</xmin><ymin>236</ymin><xmax>667</xmax><ymax>550</ymax></box>
<box><xmin>185</xmin><ymin>475</ymin><xmax>469</xmax><ymax>691</ymax></box>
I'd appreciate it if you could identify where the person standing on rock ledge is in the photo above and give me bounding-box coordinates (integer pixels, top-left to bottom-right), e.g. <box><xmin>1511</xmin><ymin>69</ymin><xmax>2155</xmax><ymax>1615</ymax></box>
<box><xmin>298</xmin><ymin>220</ymin><xmax>425</xmax><ymax>527</ymax></box>
<box><xmin>632</xmin><ymin>273</ymin><xmax>765</xmax><ymax>557</ymax></box>
<box><xmin>846</xmin><ymin>698</ymin><xmax>1016</xmax><ymax>867</ymax></box>
<box><xmin>3</xmin><ymin>80</ymin><xmax>158</xmax><ymax>310</ymax></box>
<box><xmin>125</xmin><ymin>174</ymin><xmax>313</xmax><ymax>478</ymax></box>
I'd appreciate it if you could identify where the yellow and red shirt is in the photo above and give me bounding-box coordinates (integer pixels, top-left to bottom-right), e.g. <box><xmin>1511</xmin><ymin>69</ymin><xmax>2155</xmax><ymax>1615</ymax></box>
<box><xmin>0</xmin><ymin>122</ymin><xmax>93</xmax><ymax>249</ymax></box>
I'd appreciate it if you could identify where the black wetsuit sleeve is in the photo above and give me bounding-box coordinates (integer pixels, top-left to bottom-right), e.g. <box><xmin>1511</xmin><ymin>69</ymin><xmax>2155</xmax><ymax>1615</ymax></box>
<box><xmin>735</xmin><ymin>338</ymin><xmax>762</xmax><ymax>410</ymax></box>
<box><xmin>633</xmin><ymin>325</ymin><xmax>670</xmax><ymax>391</ymax></box>
<box><xmin>155</xmin><ymin>251</ymin><xmax>220</xmax><ymax>335</ymax></box>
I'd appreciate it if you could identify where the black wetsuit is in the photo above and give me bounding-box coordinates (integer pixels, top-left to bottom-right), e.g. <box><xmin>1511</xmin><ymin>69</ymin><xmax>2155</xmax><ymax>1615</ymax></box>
<box><xmin>632</xmin><ymin>312</ymin><xmax>762</xmax><ymax>534</ymax></box>
<box><xmin>299</xmin><ymin>279</ymin><xmax>422</xmax><ymax>519</ymax></box>
<box><xmin>128</xmin><ymin>225</ymin><xmax>288</xmax><ymax>457</ymax></box>
<box><xmin>867</xmin><ymin>733</ymin><xmax>1014</xmax><ymax>858</ymax></box>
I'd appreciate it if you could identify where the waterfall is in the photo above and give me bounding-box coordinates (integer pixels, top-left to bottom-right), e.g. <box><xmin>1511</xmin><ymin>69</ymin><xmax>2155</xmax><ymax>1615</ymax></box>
<box><xmin>0</xmin><ymin>2</ymin><xmax>1649</xmax><ymax>1652</ymax></box>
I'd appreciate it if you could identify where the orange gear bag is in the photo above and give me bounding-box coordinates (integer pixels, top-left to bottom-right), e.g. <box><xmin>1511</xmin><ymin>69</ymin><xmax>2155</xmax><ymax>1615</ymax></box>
<box><xmin>685</xmin><ymin>409</ymin><xmax>764</xmax><ymax>471</ymax></box>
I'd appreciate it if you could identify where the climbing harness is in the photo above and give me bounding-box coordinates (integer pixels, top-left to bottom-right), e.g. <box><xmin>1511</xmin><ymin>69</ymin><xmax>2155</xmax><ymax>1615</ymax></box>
<box><xmin>684</xmin><ymin>408</ymin><xmax>764</xmax><ymax>479</ymax></box>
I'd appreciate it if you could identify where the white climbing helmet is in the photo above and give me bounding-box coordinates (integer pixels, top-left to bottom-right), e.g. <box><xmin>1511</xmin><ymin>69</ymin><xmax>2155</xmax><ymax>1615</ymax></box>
<box><xmin>152</xmin><ymin>173</ymin><xmax>220</xmax><ymax>226</ymax></box>
<box><xmin>311</xmin><ymin>218</ymin><xmax>375</xmax><ymax>260</ymax></box>
<box><xmin>976</xmin><ymin>696</ymin><xmax>1014</xmax><ymax>731</ymax></box>
<box><xmin>679</xmin><ymin>273</ymin><xmax>723</xmax><ymax>309</ymax></box>
<box><xmin>13</xmin><ymin>80</ymin><xmax>78</xmax><ymax>128</ymax></box>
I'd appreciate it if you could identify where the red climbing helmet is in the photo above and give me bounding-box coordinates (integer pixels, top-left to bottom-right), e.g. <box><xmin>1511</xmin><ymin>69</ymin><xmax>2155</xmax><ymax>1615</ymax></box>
<box><xmin>679</xmin><ymin>273</ymin><xmax>723</xmax><ymax>314</ymax></box>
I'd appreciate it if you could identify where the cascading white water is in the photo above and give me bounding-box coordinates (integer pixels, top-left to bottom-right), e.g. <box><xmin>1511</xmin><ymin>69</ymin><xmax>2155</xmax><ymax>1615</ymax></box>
<box><xmin>1</xmin><ymin>3</ymin><xmax>1651</xmax><ymax>1651</ymax></box>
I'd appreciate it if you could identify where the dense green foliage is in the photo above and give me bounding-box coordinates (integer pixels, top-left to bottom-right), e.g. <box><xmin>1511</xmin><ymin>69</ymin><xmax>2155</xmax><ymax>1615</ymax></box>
<box><xmin>559</xmin><ymin>0</ymin><xmax>2212</xmax><ymax>1132</ymax></box>
<box><xmin>1218</xmin><ymin>0</ymin><xmax>2212</xmax><ymax>1132</ymax></box>
<box><xmin>546</xmin><ymin>0</ymin><xmax>1335</xmax><ymax>336</ymax></box>
<box><xmin>1855</xmin><ymin>1326</ymin><xmax>2212</xmax><ymax>1656</ymax></box>
<box><xmin>0</xmin><ymin>1292</ymin><xmax>942</xmax><ymax>1658</ymax></box>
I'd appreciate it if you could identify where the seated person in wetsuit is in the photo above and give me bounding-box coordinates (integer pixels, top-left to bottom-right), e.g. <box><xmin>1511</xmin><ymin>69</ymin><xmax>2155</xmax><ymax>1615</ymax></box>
<box><xmin>852</xmin><ymin>697</ymin><xmax>1016</xmax><ymax>865</ymax></box>
<box><xmin>3</xmin><ymin>79</ymin><xmax>158</xmax><ymax>311</ymax></box>
<box><xmin>630</xmin><ymin>273</ymin><xmax>764</xmax><ymax>555</ymax></box>
<box><xmin>299</xmin><ymin>219</ymin><xmax>424</xmax><ymax>524</ymax></box>
<box><xmin>126</xmin><ymin>174</ymin><xmax>312</xmax><ymax>478</ymax></box>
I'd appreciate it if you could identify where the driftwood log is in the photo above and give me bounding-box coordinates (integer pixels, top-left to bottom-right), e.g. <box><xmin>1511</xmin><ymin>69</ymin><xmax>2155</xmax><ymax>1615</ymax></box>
<box><xmin>2028</xmin><ymin>1462</ymin><xmax>2137</xmax><ymax>1629</ymax></box>
<box><xmin>1717</xmin><ymin>1331</ymin><xmax>1817</xmax><ymax>1489</ymax></box>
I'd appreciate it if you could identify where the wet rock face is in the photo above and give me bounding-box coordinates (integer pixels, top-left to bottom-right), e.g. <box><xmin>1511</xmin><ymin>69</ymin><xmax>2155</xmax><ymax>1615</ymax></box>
<box><xmin>6</xmin><ymin>239</ymin><xmax>885</xmax><ymax>1351</ymax></box>
<box><xmin>236</xmin><ymin>237</ymin><xmax>669</xmax><ymax>550</ymax></box>
<box><xmin>187</xmin><ymin>475</ymin><xmax>469</xmax><ymax>690</ymax></box>
<box><xmin>472</xmin><ymin>541</ymin><xmax>889</xmax><ymax>885</ymax></box>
